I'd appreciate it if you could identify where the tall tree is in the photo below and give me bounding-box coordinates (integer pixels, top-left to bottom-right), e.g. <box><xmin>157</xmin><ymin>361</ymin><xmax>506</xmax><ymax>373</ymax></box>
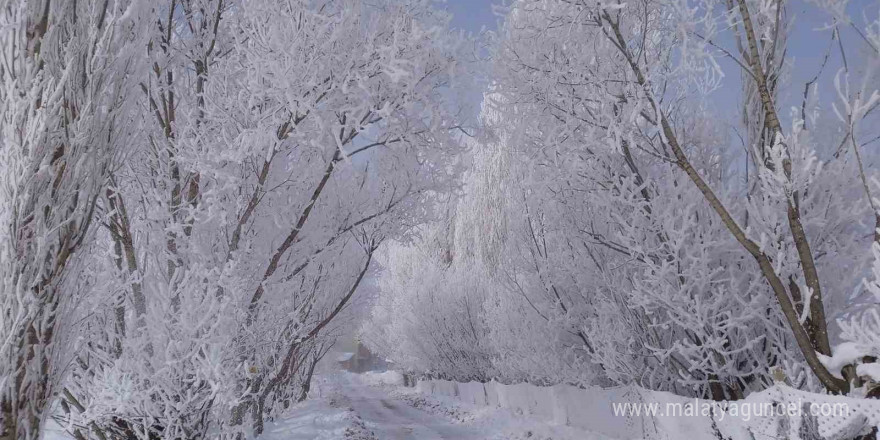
<box><xmin>0</xmin><ymin>1</ymin><xmax>148</xmax><ymax>439</ymax></box>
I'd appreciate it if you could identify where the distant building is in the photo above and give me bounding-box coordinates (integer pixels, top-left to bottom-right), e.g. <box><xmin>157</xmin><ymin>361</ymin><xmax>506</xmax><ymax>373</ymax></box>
<box><xmin>336</xmin><ymin>352</ymin><xmax>355</xmax><ymax>370</ymax></box>
<box><xmin>336</xmin><ymin>342</ymin><xmax>387</xmax><ymax>372</ymax></box>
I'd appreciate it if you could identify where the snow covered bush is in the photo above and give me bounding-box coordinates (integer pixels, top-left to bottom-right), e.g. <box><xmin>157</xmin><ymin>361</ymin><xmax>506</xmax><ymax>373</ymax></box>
<box><xmin>363</xmin><ymin>217</ymin><xmax>497</xmax><ymax>382</ymax></box>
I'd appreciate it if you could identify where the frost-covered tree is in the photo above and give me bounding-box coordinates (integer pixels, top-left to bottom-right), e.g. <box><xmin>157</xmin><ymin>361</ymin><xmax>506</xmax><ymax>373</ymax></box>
<box><xmin>0</xmin><ymin>1</ymin><xmax>148</xmax><ymax>438</ymax></box>
<box><xmin>363</xmin><ymin>210</ymin><xmax>497</xmax><ymax>382</ymax></box>
<box><xmin>480</xmin><ymin>0</ymin><xmax>880</xmax><ymax>397</ymax></box>
<box><xmin>48</xmin><ymin>0</ymin><xmax>474</xmax><ymax>438</ymax></box>
<box><xmin>366</xmin><ymin>0</ymin><xmax>880</xmax><ymax>401</ymax></box>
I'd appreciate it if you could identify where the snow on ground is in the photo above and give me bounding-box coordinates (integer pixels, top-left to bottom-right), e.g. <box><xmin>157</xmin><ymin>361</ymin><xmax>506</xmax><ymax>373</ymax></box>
<box><xmin>41</xmin><ymin>421</ymin><xmax>71</xmax><ymax>440</ymax></box>
<box><xmin>258</xmin><ymin>394</ymin><xmax>376</xmax><ymax>440</ymax></box>
<box><xmin>269</xmin><ymin>371</ymin><xmax>615</xmax><ymax>440</ymax></box>
<box><xmin>40</xmin><ymin>372</ymin><xmax>614</xmax><ymax>439</ymax></box>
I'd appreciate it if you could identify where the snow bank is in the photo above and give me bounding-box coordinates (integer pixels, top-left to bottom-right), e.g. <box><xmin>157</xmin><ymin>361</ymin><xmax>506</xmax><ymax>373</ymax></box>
<box><xmin>417</xmin><ymin>379</ymin><xmax>880</xmax><ymax>439</ymax></box>
<box><xmin>417</xmin><ymin>380</ymin><xmax>644</xmax><ymax>438</ymax></box>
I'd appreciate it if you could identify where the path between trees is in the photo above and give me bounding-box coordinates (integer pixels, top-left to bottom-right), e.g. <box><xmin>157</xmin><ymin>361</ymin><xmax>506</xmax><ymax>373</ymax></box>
<box><xmin>260</xmin><ymin>372</ymin><xmax>612</xmax><ymax>440</ymax></box>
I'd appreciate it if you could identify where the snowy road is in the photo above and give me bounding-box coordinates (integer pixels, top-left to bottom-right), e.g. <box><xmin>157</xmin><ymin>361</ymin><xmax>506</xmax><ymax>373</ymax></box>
<box><xmin>332</xmin><ymin>373</ymin><xmax>485</xmax><ymax>440</ymax></box>
<box><xmin>45</xmin><ymin>372</ymin><xmax>608</xmax><ymax>440</ymax></box>
<box><xmin>261</xmin><ymin>372</ymin><xmax>612</xmax><ymax>440</ymax></box>
<box><xmin>258</xmin><ymin>372</ymin><xmax>488</xmax><ymax>440</ymax></box>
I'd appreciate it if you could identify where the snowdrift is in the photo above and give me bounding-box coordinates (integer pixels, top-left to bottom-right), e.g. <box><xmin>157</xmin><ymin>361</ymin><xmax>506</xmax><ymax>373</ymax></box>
<box><xmin>417</xmin><ymin>379</ymin><xmax>880</xmax><ymax>439</ymax></box>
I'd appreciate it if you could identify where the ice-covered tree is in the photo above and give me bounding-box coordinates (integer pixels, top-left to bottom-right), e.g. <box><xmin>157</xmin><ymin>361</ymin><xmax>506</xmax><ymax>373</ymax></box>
<box><xmin>367</xmin><ymin>0</ymin><xmax>880</xmax><ymax>401</ymax></box>
<box><xmin>51</xmin><ymin>0</ymin><xmax>474</xmax><ymax>438</ymax></box>
<box><xmin>363</xmin><ymin>211</ymin><xmax>497</xmax><ymax>382</ymax></box>
<box><xmin>481</xmin><ymin>0</ymin><xmax>879</xmax><ymax>396</ymax></box>
<box><xmin>0</xmin><ymin>1</ymin><xmax>149</xmax><ymax>438</ymax></box>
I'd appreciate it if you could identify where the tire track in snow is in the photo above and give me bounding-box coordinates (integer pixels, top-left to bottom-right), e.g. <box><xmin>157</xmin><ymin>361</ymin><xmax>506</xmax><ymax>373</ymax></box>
<box><xmin>339</xmin><ymin>374</ymin><xmax>483</xmax><ymax>440</ymax></box>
